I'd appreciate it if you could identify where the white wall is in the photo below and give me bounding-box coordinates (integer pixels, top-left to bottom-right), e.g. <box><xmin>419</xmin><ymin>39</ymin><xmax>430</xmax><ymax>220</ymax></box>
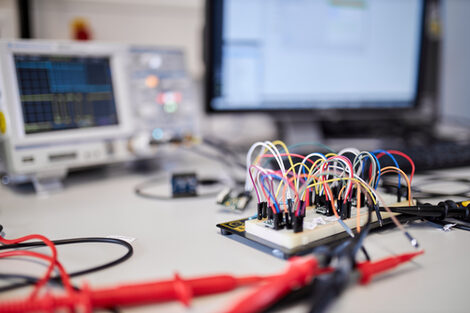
<box><xmin>29</xmin><ymin>0</ymin><xmax>470</xmax><ymax>142</ymax></box>
<box><xmin>28</xmin><ymin>0</ymin><xmax>276</xmax><ymax>143</ymax></box>
<box><xmin>0</xmin><ymin>0</ymin><xmax>19</xmax><ymax>38</ymax></box>
<box><xmin>31</xmin><ymin>0</ymin><xmax>205</xmax><ymax>78</ymax></box>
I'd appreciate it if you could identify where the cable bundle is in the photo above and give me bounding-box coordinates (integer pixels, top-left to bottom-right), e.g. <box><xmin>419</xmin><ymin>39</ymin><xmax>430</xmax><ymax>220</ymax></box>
<box><xmin>244</xmin><ymin>140</ymin><xmax>418</xmax><ymax>246</ymax></box>
<box><xmin>0</xmin><ymin>230</ymin><xmax>133</xmax><ymax>304</ymax></box>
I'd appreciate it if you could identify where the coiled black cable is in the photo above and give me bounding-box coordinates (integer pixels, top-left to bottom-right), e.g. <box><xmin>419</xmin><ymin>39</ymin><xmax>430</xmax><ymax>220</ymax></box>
<box><xmin>0</xmin><ymin>236</ymin><xmax>133</xmax><ymax>293</ymax></box>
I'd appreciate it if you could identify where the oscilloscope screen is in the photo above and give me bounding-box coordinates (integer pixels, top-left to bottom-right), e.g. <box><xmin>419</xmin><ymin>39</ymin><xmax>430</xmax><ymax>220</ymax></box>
<box><xmin>14</xmin><ymin>54</ymin><xmax>119</xmax><ymax>134</ymax></box>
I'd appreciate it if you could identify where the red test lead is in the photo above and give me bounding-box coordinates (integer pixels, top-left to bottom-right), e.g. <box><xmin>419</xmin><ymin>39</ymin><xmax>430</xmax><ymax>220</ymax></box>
<box><xmin>0</xmin><ymin>251</ymin><xmax>424</xmax><ymax>313</ymax></box>
<box><xmin>0</xmin><ymin>273</ymin><xmax>266</xmax><ymax>313</ymax></box>
<box><xmin>356</xmin><ymin>250</ymin><xmax>424</xmax><ymax>285</ymax></box>
<box><xmin>222</xmin><ymin>251</ymin><xmax>424</xmax><ymax>313</ymax></box>
<box><xmin>221</xmin><ymin>256</ymin><xmax>320</xmax><ymax>313</ymax></box>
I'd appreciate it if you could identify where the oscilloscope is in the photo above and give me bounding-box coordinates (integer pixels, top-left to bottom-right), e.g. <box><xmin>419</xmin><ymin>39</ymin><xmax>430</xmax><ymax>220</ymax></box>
<box><xmin>0</xmin><ymin>40</ymin><xmax>195</xmax><ymax>193</ymax></box>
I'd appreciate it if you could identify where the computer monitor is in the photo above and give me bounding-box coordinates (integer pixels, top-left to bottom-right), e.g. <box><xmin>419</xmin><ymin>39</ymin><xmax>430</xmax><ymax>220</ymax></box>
<box><xmin>205</xmin><ymin>0</ymin><xmax>427</xmax><ymax>122</ymax></box>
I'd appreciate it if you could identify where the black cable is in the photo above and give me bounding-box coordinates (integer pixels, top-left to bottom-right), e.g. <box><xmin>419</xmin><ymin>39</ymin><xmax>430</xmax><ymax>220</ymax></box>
<box><xmin>448</xmin><ymin>224</ymin><xmax>470</xmax><ymax>232</ymax></box>
<box><xmin>185</xmin><ymin>138</ymin><xmax>247</xmax><ymax>186</ymax></box>
<box><xmin>306</xmin><ymin>232</ymin><xmax>365</xmax><ymax>313</ymax></box>
<box><xmin>0</xmin><ymin>237</ymin><xmax>133</xmax><ymax>293</ymax></box>
<box><xmin>265</xmin><ymin>205</ymin><xmax>374</xmax><ymax>312</ymax></box>
<box><xmin>134</xmin><ymin>174</ymin><xmax>223</xmax><ymax>201</ymax></box>
<box><xmin>267</xmin><ymin>180</ymin><xmax>418</xmax><ymax>312</ymax></box>
<box><xmin>0</xmin><ymin>273</ymin><xmax>42</xmax><ymax>286</ymax></box>
<box><xmin>201</xmin><ymin>137</ymin><xmax>246</xmax><ymax>169</ymax></box>
<box><xmin>426</xmin><ymin>218</ymin><xmax>470</xmax><ymax>232</ymax></box>
<box><xmin>310</xmin><ymin>207</ymin><xmax>374</xmax><ymax>311</ymax></box>
<box><xmin>382</xmin><ymin>176</ymin><xmax>470</xmax><ymax>200</ymax></box>
<box><xmin>306</xmin><ymin>204</ymin><xmax>416</xmax><ymax>313</ymax></box>
<box><xmin>180</xmin><ymin>145</ymin><xmax>246</xmax><ymax>188</ymax></box>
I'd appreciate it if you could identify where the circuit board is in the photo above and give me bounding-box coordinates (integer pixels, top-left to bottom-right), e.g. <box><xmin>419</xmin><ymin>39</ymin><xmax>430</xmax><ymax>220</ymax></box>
<box><xmin>216</xmin><ymin>139</ymin><xmax>419</xmax><ymax>259</ymax></box>
<box><xmin>217</xmin><ymin>195</ymin><xmax>414</xmax><ymax>259</ymax></box>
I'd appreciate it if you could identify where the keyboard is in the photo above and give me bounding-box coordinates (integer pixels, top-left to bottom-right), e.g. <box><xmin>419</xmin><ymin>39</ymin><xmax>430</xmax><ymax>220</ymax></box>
<box><xmin>393</xmin><ymin>141</ymin><xmax>470</xmax><ymax>172</ymax></box>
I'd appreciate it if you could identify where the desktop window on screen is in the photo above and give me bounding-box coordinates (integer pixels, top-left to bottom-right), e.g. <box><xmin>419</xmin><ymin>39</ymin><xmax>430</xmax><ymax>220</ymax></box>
<box><xmin>210</xmin><ymin>0</ymin><xmax>424</xmax><ymax>111</ymax></box>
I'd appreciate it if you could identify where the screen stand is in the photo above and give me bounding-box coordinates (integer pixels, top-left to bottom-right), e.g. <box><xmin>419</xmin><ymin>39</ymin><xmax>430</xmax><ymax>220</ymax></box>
<box><xmin>276</xmin><ymin>117</ymin><xmax>323</xmax><ymax>146</ymax></box>
<box><xmin>32</xmin><ymin>169</ymin><xmax>67</xmax><ymax>196</ymax></box>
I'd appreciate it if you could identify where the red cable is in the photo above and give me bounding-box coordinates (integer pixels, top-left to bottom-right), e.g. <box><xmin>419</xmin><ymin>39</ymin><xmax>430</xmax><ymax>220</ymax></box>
<box><xmin>0</xmin><ymin>251</ymin><xmax>424</xmax><ymax>313</ymax></box>
<box><xmin>375</xmin><ymin>150</ymin><xmax>415</xmax><ymax>182</ymax></box>
<box><xmin>221</xmin><ymin>256</ymin><xmax>318</xmax><ymax>313</ymax></box>
<box><xmin>0</xmin><ymin>273</ymin><xmax>269</xmax><ymax>313</ymax></box>
<box><xmin>0</xmin><ymin>250</ymin><xmax>74</xmax><ymax>296</ymax></box>
<box><xmin>386</xmin><ymin>150</ymin><xmax>415</xmax><ymax>182</ymax></box>
<box><xmin>0</xmin><ymin>234</ymin><xmax>63</xmax><ymax>298</ymax></box>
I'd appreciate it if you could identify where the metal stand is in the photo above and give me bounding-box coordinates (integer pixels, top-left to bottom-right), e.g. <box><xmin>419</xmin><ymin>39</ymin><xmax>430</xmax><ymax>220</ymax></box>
<box><xmin>31</xmin><ymin>169</ymin><xmax>67</xmax><ymax>196</ymax></box>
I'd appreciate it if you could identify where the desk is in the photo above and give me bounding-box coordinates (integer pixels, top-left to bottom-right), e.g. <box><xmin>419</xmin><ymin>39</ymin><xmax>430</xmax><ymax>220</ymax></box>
<box><xmin>1</xmin><ymin>155</ymin><xmax>470</xmax><ymax>313</ymax></box>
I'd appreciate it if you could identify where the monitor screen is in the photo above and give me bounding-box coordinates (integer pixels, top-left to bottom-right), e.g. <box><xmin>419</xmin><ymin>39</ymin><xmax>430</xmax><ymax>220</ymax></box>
<box><xmin>14</xmin><ymin>54</ymin><xmax>119</xmax><ymax>134</ymax></box>
<box><xmin>206</xmin><ymin>0</ymin><xmax>425</xmax><ymax>112</ymax></box>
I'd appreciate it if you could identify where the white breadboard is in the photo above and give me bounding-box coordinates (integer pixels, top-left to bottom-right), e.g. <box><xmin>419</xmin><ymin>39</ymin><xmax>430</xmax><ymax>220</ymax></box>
<box><xmin>245</xmin><ymin>194</ymin><xmax>411</xmax><ymax>250</ymax></box>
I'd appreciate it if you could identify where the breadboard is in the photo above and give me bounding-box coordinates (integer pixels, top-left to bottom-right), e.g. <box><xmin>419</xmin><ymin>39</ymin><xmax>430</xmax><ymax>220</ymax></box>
<box><xmin>217</xmin><ymin>194</ymin><xmax>415</xmax><ymax>259</ymax></box>
<box><xmin>245</xmin><ymin>207</ymin><xmax>396</xmax><ymax>249</ymax></box>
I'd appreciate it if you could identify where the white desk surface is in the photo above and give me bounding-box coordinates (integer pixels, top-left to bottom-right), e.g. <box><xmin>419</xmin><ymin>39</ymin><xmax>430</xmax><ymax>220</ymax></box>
<box><xmin>1</xmin><ymin>155</ymin><xmax>470</xmax><ymax>313</ymax></box>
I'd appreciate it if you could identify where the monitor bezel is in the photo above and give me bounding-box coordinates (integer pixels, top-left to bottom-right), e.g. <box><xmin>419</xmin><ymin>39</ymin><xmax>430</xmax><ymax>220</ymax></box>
<box><xmin>204</xmin><ymin>0</ymin><xmax>429</xmax><ymax>120</ymax></box>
